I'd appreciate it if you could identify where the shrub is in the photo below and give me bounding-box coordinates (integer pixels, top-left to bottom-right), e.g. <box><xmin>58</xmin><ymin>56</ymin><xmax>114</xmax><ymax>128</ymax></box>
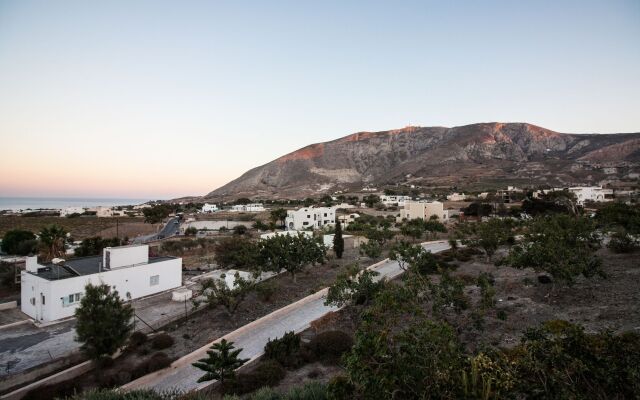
<box><xmin>307</xmin><ymin>331</ymin><xmax>353</xmax><ymax>362</ymax></box>
<box><xmin>256</xmin><ymin>282</ymin><xmax>276</xmax><ymax>302</ymax></box>
<box><xmin>226</xmin><ymin>359</ymin><xmax>286</xmax><ymax>395</ymax></box>
<box><xmin>128</xmin><ymin>331</ymin><xmax>148</xmax><ymax>348</ymax></box>
<box><xmin>285</xmin><ymin>381</ymin><xmax>328</xmax><ymax>400</ymax></box>
<box><xmin>151</xmin><ymin>333</ymin><xmax>175</xmax><ymax>350</ymax></box>
<box><xmin>326</xmin><ymin>375</ymin><xmax>354</xmax><ymax>400</ymax></box>
<box><xmin>131</xmin><ymin>352</ymin><xmax>172</xmax><ymax>379</ymax></box>
<box><xmin>264</xmin><ymin>331</ymin><xmax>302</xmax><ymax>368</ymax></box>
<box><xmin>607</xmin><ymin>229</ymin><xmax>639</xmax><ymax>253</ymax></box>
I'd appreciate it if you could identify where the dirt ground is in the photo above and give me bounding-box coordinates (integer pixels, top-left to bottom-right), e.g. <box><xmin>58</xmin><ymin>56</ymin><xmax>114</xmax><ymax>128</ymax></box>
<box><xmin>0</xmin><ymin>216</ymin><xmax>156</xmax><ymax>240</ymax></box>
<box><xmin>242</xmin><ymin>246</ymin><xmax>640</xmax><ymax>394</ymax></box>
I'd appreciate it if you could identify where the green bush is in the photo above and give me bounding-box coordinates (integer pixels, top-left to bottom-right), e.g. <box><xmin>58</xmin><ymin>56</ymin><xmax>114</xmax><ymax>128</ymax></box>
<box><xmin>285</xmin><ymin>381</ymin><xmax>327</xmax><ymax>400</ymax></box>
<box><xmin>128</xmin><ymin>331</ymin><xmax>148</xmax><ymax>348</ymax></box>
<box><xmin>326</xmin><ymin>375</ymin><xmax>354</xmax><ymax>400</ymax></box>
<box><xmin>151</xmin><ymin>333</ymin><xmax>174</xmax><ymax>350</ymax></box>
<box><xmin>264</xmin><ymin>331</ymin><xmax>302</xmax><ymax>368</ymax></box>
<box><xmin>607</xmin><ymin>229</ymin><xmax>638</xmax><ymax>253</ymax></box>
<box><xmin>131</xmin><ymin>352</ymin><xmax>172</xmax><ymax>379</ymax></box>
<box><xmin>307</xmin><ymin>331</ymin><xmax>353</xmax><ymax>363</ymax></box>
<box><xmin>226</xmin><ymin>359</ymin><xmax>286</xmax><ymax>395</ymax></box>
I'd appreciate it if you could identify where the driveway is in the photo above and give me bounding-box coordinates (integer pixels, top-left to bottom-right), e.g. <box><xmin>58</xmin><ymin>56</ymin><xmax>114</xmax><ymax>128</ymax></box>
<box><xmin>132</xmin><ymin>217</ymin><xmax>180</xmax><ymax>243</ymax></box>
<box><xmin>122</xmin><ymin>240</ymin><xmax>451</xmax><ymax>393</ymax></box>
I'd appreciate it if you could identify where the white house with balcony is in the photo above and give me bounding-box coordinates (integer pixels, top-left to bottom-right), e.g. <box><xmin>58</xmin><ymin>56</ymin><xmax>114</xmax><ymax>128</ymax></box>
<box><xmin>20</xmin><ymin>244</ymin><xmax>182</xmax><ymax>323</ymax></box>
<box><xmin>285</xmin><ymin>206</ymin><xmax>336</xmax><ymax>231</ymax></box>
<box><xmin>201</xmin><ymin>203</ymin><xmax>218</xmax><ymax>213</ymax></box>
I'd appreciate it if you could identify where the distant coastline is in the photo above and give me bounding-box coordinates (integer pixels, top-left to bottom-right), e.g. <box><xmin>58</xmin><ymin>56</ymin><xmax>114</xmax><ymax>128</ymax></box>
<box><xmin>0</xmin><ymin>197</ymin><xmax>152</xmax><ymax>211</ymax></box>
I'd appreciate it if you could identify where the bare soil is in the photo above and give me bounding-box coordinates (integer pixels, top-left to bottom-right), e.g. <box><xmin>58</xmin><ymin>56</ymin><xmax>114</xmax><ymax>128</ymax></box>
<box><xmin>0</xmin><ymin>216</ymin><xmax>156</xmax><ymax>240</ymax></box>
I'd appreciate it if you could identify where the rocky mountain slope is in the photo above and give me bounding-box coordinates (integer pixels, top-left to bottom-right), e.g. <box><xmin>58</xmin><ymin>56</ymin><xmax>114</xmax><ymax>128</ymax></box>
<box><xmin>205</xmin><ymin>123</ymin><xmax>640</xmax><ymax>199</ymax></box>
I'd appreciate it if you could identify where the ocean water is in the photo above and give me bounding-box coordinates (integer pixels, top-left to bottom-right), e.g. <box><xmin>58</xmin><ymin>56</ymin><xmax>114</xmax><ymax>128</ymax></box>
<box><xmin>0</xmin><ymin>197</ymin><xmax>152</xmax><ymax>211</ymax></box>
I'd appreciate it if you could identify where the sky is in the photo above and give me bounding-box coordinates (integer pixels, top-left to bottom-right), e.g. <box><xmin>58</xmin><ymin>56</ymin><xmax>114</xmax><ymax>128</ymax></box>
<box><xmin>1</xmin><ymin>0</ymin><xmax>639</xmax><ymax>199</ymax></box>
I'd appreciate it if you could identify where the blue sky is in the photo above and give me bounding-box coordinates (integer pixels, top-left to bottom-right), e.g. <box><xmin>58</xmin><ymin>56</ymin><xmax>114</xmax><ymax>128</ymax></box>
<box><xmin>1</xmin><ymin>0</ymin><xmax>639</xmax><ymax>198</ymax></box>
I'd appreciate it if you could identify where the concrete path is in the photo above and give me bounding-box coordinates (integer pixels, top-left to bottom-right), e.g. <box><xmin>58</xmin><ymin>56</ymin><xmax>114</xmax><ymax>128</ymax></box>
<box><xmin>122</xmin><ymin>240</ymin><xmax>451</xmax><ymax>393</ymax></box>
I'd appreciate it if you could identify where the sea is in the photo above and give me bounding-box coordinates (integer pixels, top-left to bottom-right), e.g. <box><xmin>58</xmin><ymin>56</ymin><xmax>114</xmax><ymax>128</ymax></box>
<box><xmin>0</xmin><ymin>197</ymin><xmax>152</xmax><ymax>211</ymax></box>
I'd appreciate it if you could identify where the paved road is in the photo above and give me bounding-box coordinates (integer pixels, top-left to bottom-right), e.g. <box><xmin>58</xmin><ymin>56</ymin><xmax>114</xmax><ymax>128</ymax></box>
<box><xmin>132</xmin><ymin>217</ymin><xmax>180</xmax><ymax>244</ymax></box>
<box><xmin>122</xmin><ymin>240</ymin><xmax>451</xmax><ymax>393</ymax></box>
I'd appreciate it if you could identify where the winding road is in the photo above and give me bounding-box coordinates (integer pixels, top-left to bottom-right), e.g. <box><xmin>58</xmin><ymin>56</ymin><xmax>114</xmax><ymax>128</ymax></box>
<box><xmin>122</xmin><ymin>240</ymin><xmax>451</xmax><ymax>393</ymax></box>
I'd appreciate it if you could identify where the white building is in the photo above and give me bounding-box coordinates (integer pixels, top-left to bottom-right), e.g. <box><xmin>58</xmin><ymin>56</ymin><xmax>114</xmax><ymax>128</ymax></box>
<box><xmin>59</xmin><ymin>207</ymin><xmax>85</xmax><ymax>217</ymax></box>
<box><xmin>380</xmin><ymin>195</ymin><xmax>412</xmax><ymax>206</ymax></box>
<box><xmin>534</xmin><ymin>186</ymin><xmax>614</xmax><ymax>206</ymax></box>
<box><xmin>398</xmin><ymin>200</ymin><xmax>448</xmax><ymax>222</ymax></box>
<box><xmin>285</xmin><ymin>206</ymin><xmax>336</xmax><ymax>231</ymax></box>
<box><xmin>201</xmin><ymin>203</ymin><xmax>218</xmax><ymax>213</ymax></box>
<box><xmin>95</xmin><ymin>206</ymin><xmax>114</xmax><ymax>217</ymax></box>
<box><xmin>446</xmin><ymin>193</ymin><xmax>467</xmax><ymax>202</ymax></box>
<box><xmin>230</xmin><ymin>203</ymin><xmax>266</xmax><ymax>212</ymax></box>
<box><xmin>337</xmin><ymin>213</ymin><xmax>359</xmax><ymax>227</ymax></box>
<box><xmin>21</xmin><ymin>244</ymin><xmax>182</xmax><ymax>323</ymax></box>
<box><xmin>567</xmin><ymin>186</ymin><xmax>613</xmax><ymax>205</ymax></box>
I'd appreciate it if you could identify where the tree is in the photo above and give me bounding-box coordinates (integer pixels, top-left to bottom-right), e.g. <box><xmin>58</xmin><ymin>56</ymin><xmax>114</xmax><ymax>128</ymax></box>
<box><xmin>401</xmin><ymin>218</ymin><xmax>426</xmax><ymax>240</ymax></box>
<box><xmin>74</xmin><ymin>284</ymin><xmax>133</xmax><ymax>361</ymax></box>
<box><xmin>232</xmin><ymin>225</ymin><xmax>248</xmax><ymax>236</ymax></box>
<box><xmin>258</xmin><ymin>233</ymin><xmax>326</xmax><ymax>282</ymax></box>
<box><xmin>522</xmin><ymin>190</ymin><xmax>579</xmax><ymax>216</ymax></box>
<box><xmin>607</xmin><ymin>228</ymin><xmax>639</xmax><ymax>253</ymax></box>
<box><xmin>506</xmin><ymin>214</ymin><xmax>603</xmax><ymax>285</ymax></box>
<box><xmin>465</xmin><ymin>218</ymin><xmax>514</xmax><ymax>261</ymax></box>
<box><xmin>192</xmin><ymin>339</ymin><xmax>248</xmax><ymax>384</ymax></box>
<box><xmin>39</xmin><ymin>224</ymin><xmax>67</xmax><ymax>261</ymax></box>
<box><xmin>325</xmin><ymin>265</ymin><xmax>384</xmax><ymax>308</ymax></box>
<box><xmin>596</xmin><ymin>202</ymin><xmax>640</xmax><ymax>234</ymax></box>
<box><xmin>74</xmin><ymin>236</ymin><xmax>123</xmax><ymax>257</ymax></box>
<box><xmin>142</xmin><ymin>204</ymin><xmax>172</xmax><ymax>224</ymax></box>
<box><xmin>199</xmin><ymin>272</ymin><xmax>257</xmax><ymax>316</ymax></box>
<box><xmin>333</xmin><ymin>219</ymin><xmax>345</xmax><ymax>259</ymax></box>
<box><xmin>1</xmin><ymin>229</ymin><xmax>37</xmax><ymax>255</ymax></box>
<box><xmin>363</xmin><ymin>195</ymin><xmax>380</xmax><ymax>208</ymax></box>
<box><xmin>359</xmin><ymin>240</ymin><xmax>382</xmax><ymax>259</ymax></box>
<box><xmin>463</xmin><ymin>202</ymin><xmax>494</xmax><ymax>217</ymax></box>
<box><xmin>213</xmin><ymin>237</ymin><xmax>259</xmax><ymax>270</ymax></box>
<box><xmin>184</xmin><ymin>227</ymin><xmax>198</xmax><ymax>236</ymax></box>
<box><xmin>389</xmin><ymin>241</ymin><xmax>441</xmax><ymax>275</ymax></box>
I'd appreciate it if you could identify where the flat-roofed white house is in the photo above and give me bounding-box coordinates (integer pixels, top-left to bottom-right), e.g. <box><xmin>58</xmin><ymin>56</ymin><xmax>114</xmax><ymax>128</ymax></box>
<box><xmin>398</xmin><ymin>200</ymin><xmax>448</xmax><ymax>222</ymax></box>
<box><xmin>230</xmin><ymin>203</ymin><xmax>266</xmax><ymax>212</ymax></box>
<box><xmin>59</xmin><ymin>207</ymin><xmax>85</xmax><ymax>217</ymax></box>
<box><xmin>446</xmin><ymin>193</ymin><xmax>467</xmax><ymax>202</ymax></box>
<box><xmin>95</xmin><ymin>206</ymin><xmax>114</xmax><ymax>217</ymax></box>
<box><xmin>285</xmin><ymin>206</ymin><xmax>336</xmax><ymax>231</ymax></box>
<box><xmin>380</xmin><ymin>195</ymin><xmax>412</xmax><ymax>206</ymax></box>
<box><xmin>21</xmin><ymin>244</ymin><xmax>182</xmax><ymax>323</ymax></box>
<box><xmin>337</xmin><ymin>213</ymin><xmax>359</xmax><ymax>227</ymax></box>
<box><xmin>201</xmin><ymin>203</ymin><xmax>218</xmax><ymax>213</ymax></box>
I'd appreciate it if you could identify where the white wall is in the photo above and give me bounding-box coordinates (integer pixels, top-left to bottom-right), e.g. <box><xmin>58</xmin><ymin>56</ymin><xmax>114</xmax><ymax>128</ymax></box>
<box><xmin>21</xmin><ymin>258</ymin><xmax>182</xmax><ymax>322</ymax></box>
<box><xmin>104</xmin><ymin>245</ymin><xmax>149</xmax><ymax>269</ymax></box>
<box><xmin>285</xmin><ymin>207</ymin><xmax>336</xmax><ymax>230</ymax></box>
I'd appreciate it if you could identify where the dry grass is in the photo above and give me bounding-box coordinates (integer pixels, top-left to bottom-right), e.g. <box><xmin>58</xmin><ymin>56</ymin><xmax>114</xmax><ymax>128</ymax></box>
<box><xmin>0</xmin><ymin>216</ymin><xmax>156</xmax><ymax>240</ymax></box>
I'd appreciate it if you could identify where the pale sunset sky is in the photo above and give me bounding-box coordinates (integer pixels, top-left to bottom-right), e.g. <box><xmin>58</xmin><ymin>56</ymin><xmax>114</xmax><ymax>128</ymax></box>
<box><xmin>1</xmin><ymin>0</ymin><xmax>639</xmax><ymax>199</ymax></box>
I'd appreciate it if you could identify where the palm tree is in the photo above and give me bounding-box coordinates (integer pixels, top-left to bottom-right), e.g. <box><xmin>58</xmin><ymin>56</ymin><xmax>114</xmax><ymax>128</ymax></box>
<box><xmin>39</xmin><ymin>224</ymin><xmax>67</xmax><ymax>261</ymax></box>
<box><xmin>192</xmin><ymin>339</ymin><xmax>248</xmax><ymax>384</ymax></box>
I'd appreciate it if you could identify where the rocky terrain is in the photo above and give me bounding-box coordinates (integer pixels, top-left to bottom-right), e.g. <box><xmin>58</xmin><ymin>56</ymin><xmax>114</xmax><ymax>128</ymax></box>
<box><xmin>205</xmin><ymin>122</ymin><xmax>640</xmax><ymax>199</ymax></box>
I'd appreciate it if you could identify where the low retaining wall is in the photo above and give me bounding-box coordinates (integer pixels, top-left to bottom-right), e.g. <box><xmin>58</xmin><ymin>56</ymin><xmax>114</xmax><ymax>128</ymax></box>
<box><xmin>0</xmin><ymin>302</ymin><xmax>17</xmax><ymax>311</ymax></box>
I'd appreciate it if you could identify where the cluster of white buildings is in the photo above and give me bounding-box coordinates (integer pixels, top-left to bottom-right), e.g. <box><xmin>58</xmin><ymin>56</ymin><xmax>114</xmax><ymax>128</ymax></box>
<box><xmin>533</xmin><ymin>186</ymin><xmax>614</xmax><ymax>206</ymax></box>
<box><xmin>230</xmin><ymin>203</ymin><xmax>265</xmax><ymax>212</ymax></box>
<box><xmin>380</xmin><ymin>195</ymin><xmax>412</xmax><ymax>207</ymax></box>
<box><xmin>21</xmin><ymin>244</ymin><xmax>182</xmax><ymax>323</ymax></box>
<box><xmin>446</xmin><ymin>193</ymin><xmax>467</xmax><ymax>202</ymax></box>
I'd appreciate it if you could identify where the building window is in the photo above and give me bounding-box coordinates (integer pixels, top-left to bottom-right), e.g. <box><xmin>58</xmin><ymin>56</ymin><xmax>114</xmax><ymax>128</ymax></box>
<box><xmin>41</xmin><ymin>294</ymin><xmax>45</xmax><ymax>305</ymax></box>
<box><xmin>150</xmin><ymin>275</ymin><xmax>160</xmax><ymax>286</ymax></box>
<box><xmin>303</xmin><ymin>221</ymin><xmax>309</xmax><ymax>226</ymax></box>
<box><xmin>324</xmin><ymin>213</ymin><xmax>327</xmax><ymax>217</ymax></box>
<box><xmin>63</xmin><ymin>292</ymin><xmax>82</xmax><ymax>307</ymax></box>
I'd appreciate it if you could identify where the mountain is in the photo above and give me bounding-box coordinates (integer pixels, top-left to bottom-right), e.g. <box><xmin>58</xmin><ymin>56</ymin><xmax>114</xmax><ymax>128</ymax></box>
<box><xmin>205</xmin><ymin>123</ymin><xmax>640</xmax><ymax>199</ymax></box>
